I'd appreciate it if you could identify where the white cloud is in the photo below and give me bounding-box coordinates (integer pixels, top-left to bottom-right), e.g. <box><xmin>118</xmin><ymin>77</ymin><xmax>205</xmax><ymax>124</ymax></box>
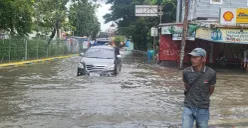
<box><xmin>96</xmin><ymin>3</ymin><xmax>112</xmax><ymax>31</ymax></box>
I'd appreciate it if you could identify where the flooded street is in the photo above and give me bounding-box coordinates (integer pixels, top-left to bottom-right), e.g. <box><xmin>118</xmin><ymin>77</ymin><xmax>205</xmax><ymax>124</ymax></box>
<box><xmin>0</xmin><ymin>51</ymin><xmax>247</xmax><ymax>128</ymax></box>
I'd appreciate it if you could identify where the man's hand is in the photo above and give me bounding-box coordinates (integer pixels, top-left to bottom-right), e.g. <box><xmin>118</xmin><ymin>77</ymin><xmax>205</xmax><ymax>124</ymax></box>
<box><xmin>209</xmin><ymin>86</ymin><xmax>215</xmax><ymax>95</ymax></box>
<box><xmin>184</xmin><ymin>83</ymin><xmax>189</xmax><ymax>91</ymax></box>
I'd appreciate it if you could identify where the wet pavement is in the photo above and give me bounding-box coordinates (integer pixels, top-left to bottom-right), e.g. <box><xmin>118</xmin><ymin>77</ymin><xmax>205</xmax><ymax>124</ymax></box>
<box><xmin>0</xmin><ymin>51</ymin><xmax>248</xmax><ymax>128</ymax></box>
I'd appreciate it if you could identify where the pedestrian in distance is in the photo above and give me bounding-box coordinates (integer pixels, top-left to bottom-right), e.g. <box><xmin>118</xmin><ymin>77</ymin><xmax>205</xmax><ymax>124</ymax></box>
<box><xmin>182</xmin><ymin>48</ymin><xmax>216</xmax><ymax>128</ymax></box>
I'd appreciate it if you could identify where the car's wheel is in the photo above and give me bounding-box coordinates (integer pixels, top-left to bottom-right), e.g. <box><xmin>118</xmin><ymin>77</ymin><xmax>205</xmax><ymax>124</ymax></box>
<box><xmin>77</xmin><ymin>72</ymin><xmax>81</xmax><ymax>76</ymax></box>
<box><xmin>77</xmin><ymin>68</ymin><xmax>82</xmax><ymax>76</ymax></box>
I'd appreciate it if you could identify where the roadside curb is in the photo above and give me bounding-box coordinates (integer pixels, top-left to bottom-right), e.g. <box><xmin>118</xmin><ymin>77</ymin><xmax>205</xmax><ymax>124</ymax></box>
<box><xmin>0</xmin><ymin>54</ymin><xmax>78</xmax><ymax>67</ymax></box>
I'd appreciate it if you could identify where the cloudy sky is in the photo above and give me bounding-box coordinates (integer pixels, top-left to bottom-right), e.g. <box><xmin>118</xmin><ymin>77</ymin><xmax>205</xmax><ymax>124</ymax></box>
<box><xmin>95</xmin><ymin>1</ymin><xmax>112</xmax><ymax>31</ymax></box>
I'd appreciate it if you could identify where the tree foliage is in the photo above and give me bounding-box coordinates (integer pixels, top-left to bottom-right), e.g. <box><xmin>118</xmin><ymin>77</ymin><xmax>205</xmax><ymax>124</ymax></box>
<box><xmin>104</xmin><ymin>0</ymin><xmax>177</xmax><ymax>50</ymax></box>
<box><xmin>69</xmin><ymin>0</ymin><xmax>100</xmax><ymax>39</ymax></box>
<box><xmin>0</xmin><ymin>0</ymin><xmax>34</xmax><ymax>36</ymax></box>
<box><xmin>33</xmin><ymin>0</ymin><xmax>70</xmax><ymax>46</ymax></box>
<box><xmin>0</xmin><ymin>0</ymin><xmax>101</xmax><ymax>40</ymax></box>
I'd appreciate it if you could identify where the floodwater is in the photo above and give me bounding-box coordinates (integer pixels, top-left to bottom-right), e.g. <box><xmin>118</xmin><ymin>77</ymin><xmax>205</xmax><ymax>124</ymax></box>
<box><xmin>0</xmin><ymin>51</ymin><xmax>247</xmax><ymax>128</ymax></box>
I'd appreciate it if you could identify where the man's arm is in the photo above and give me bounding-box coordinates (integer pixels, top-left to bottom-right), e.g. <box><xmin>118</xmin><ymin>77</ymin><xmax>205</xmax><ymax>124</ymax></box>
<box><xmin>209</xmin><ymin>72</ymin><xmax>216</xmax><ymax>96</ymax></box>
<box><xmin>183</xmin><ymin>71</ymin><xmax>189</xmax><ymax>91</ymax></box>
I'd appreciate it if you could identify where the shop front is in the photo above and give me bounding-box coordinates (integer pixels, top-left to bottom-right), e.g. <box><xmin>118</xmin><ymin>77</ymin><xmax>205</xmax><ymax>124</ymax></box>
<box><xmin>159</xmin><ymin>24</ymin><xmax>248</xmax><ymax>68</ymax></box>
<box><xmin>196</xmin><ymin>27</ymin><xmax>248</xmax><ymax>68</ymax></box>
<box><xmin>159</xmin><ymin>23</ymin><xmax>218</xmax><ymax>65</ymax></box>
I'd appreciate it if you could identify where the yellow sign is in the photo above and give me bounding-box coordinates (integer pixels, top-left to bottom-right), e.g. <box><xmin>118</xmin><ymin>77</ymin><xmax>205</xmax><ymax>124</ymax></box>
<box><xmin>236</xmin><ymin>8</ymin><xmax>248</xmax><ymax>23</ymax></box>
<box><xmin>196</xmin><ymin>28</ymin><xmax>211</xmax><ymax>39</ymax></box>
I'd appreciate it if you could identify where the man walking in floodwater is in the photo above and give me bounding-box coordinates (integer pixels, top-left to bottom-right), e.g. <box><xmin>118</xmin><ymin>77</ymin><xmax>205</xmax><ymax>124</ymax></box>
<box><xmin>182</xmin><ymin>48</ymin><xmax>216</xmax><ymax>128</ymax></box>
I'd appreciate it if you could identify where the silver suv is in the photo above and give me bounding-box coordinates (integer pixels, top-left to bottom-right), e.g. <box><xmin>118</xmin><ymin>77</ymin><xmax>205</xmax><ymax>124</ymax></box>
<box><xmin>77</xmin><ymin>45</ymin><xmax>122</xmax><ymax>76</ymax></box>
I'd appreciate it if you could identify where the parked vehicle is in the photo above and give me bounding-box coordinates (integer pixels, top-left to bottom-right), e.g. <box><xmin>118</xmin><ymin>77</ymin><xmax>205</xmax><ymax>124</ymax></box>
<box><xmin>77</xmin><ymin>45</ymin><xmax>122</xmax><ymax>76</ymax></box>
<box><xmin>94</xmin><ymin>38</ymin><xmax>110</xmax><ymax>46</ymax></box>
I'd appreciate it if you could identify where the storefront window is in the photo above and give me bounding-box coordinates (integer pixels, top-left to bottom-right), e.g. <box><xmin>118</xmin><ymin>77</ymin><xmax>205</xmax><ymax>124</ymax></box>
<box><xmin>210</xmin><ymin>0</ymin><xmax>222</xmax><ymax>4</ymax></box>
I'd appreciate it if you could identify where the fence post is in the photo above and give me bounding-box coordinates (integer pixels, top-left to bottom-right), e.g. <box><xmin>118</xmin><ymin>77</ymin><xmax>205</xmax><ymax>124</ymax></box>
<box><xmin>55</xmin><ymin>40</ymin><xmax>57</xmax><ymax>56</ymax></box>
<box><xmin>24</xmin><ymin>39</ymin><xmax>28</xmax><ymax>60</ymax></box>
<box><xmin>46</xmin><ymin>46</ymin><xmax>49</xmax><ymax>57</ymax></box>
<box><xmin>8</xmin><ymin>39</ymin><xmax>11</xmax><ymax>62</ymax></box>
<box><xmin>63</xmin><ymin>41</ymin><xmax>65</xmax><ymax>55</ymax></box>
<box><xmin>37</xmin><ymin>40</ymin><xmax>39</xmax><ymax>59</ymax></box>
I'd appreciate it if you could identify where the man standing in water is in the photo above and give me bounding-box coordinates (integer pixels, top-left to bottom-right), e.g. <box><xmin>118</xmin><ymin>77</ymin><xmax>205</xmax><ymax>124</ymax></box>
<box><xmin>182</xmin><ymin>48</ymin><xmax>216</xmax><ymax>128</ymax></box>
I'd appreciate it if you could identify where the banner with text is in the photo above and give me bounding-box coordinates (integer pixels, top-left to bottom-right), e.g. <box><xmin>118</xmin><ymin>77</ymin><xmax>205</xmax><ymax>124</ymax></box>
<box><xmin>196</xmin><ymin>28</ymin><xmax>248</xmax><ymax>44</ymax></box>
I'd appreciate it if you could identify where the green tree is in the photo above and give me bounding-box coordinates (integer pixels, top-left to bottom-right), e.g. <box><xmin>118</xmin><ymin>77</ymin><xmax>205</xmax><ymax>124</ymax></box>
<box><xmin>104</xmin><ymin>0</ymin><xmax>177</xmax><ymax>50</ymax></box>
<box><xmin>33</xmin><ymin>0</ymin><xmax>69</xmax><ymax>45</ymax></box>
<box><xmin>114</xmin><ymin>35</ymin><xmax>125</xmax><ymax>47</ymax></box>
<box><xmin>69</xmin><ymin>0</ymin><xmax>100</xmax><ymax>39</ymax></box>
<box><xmin>0</xmin><ymin>0</ymin><xmax>34</xmax><ymax>36</ymax></box>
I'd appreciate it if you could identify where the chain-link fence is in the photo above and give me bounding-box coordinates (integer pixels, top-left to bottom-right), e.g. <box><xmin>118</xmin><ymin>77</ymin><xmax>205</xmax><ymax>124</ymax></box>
<box><xmin>0</xmin><ymin>38</ymin><xmax>72</xmax><ymax>64</ymax></box>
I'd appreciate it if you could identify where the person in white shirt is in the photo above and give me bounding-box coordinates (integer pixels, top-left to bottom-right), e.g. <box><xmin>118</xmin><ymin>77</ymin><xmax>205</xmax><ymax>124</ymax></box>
<box><xmin>243</xmin><ymin>50</ymin><xmax>248</xmax><ymax>70</ymax></box>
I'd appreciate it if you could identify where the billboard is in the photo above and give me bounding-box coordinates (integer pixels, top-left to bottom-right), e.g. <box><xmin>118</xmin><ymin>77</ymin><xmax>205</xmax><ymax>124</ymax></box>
<box><xmin>135</xmin><ymin>5</ymin><xmax>158</xmax><ymax>17</ymax></box>
<box><xmin>161</xmin><ymin>24</ymin><xmax>197</xmax><ymax>40</ymax></box>
<box><xmin>196</xmin><ymin>28</ymin><xmax>248</xmax><ymax>44</ymax></box>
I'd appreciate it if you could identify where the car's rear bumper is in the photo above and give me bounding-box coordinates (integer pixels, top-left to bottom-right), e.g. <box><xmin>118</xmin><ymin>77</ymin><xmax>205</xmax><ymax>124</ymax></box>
<box><xmin>78</xmin><ymin>68</ymin><xmax>114</xmax><ymax>76</ymax></box>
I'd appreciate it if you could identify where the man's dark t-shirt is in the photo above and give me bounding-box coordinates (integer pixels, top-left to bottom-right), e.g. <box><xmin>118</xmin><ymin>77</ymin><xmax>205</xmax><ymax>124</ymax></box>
<box><xmin>183</xmin><ymin>66</ymin><xmax>216</xmax><ymax>109</ymax></box>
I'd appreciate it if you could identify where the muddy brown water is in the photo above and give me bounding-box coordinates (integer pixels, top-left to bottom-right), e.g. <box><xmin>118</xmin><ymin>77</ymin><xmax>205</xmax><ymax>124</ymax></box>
<box><xmin>0</xmin><ymin>51</ymin><xmax>247</xmax><ymax>128</ymax></box>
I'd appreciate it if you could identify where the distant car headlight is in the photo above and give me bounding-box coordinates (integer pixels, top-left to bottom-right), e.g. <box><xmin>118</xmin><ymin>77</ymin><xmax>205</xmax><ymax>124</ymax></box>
<box><xmin>78</xmin><ymin>62</ymin><xmax>85</xmax><ymax>69</ymax></box>
<box><xmin>106</xmin><ymin>64</ymin><xmax>115</xmax><ymax>70</ymax></box>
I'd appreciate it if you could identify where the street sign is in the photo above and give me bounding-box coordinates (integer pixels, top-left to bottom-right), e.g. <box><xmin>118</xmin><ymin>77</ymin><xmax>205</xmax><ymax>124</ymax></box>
<box><xmin>135</xmin><ymin>5</ymin><xmax>158</xmax><ymax>17</ymax></box>
<box><xmin>151</xmin><ymin>27</ymin><xmax>158</xmax><ymax>37</ymax></box>
<box><xmin>158</xmin><ymin>12</ymin><xmax>163</xmax><ymax>16</ymax></box>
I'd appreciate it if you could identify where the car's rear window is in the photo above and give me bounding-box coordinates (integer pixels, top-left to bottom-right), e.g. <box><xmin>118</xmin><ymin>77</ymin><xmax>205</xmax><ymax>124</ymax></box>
<box><xmin>85</xmin><ymin>48</ymin><xmax>115</xmax><ymax>59</ymax></box>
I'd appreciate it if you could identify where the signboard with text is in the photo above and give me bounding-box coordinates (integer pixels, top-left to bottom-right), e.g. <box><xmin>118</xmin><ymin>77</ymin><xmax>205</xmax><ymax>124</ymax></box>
<box><xmin>220</xmin><ymin>8</ymin><xmax>248</xmax><ymax>25</ymax></box>
<box><xmin>211</xmin><ymin>29</ymin><xmax>248</xmax><ymax>43</ymax></box>
<box><xmin>161</xmin><ymin>24</ymin><xmax>197</xmax><ymax>40</ymax></box>
<box><xmin>151</xmin><ymin>27</ymin><xmax>158</xmax><ymax>36</ymax></box>
<box><xmin>170</xmin><ymin>24</ymin><xmax>196</xmax><ymax>40</ymax></box>
<box><xmin>172</xmin><ymin>32</ymin><xmax>196</xmax><ymax>41</ymax></box>
<box><xmin>161</xmin><ymin>26</ymin><xmax>171</xmax><ymax>34</ymax></box>
<box><xmin>135</xmin><ymin>5</ymin><xmax>158</xmax><ymax>17</ymax></box>
<box><xmin>195</xmin><ymin>28</ymin><xmax>211</xmax><ymax>39</ymax></box>
<box><xmin>196</xmin><ymin>28</ymin><xmax>248</xmax><ymax>44</ymax></box>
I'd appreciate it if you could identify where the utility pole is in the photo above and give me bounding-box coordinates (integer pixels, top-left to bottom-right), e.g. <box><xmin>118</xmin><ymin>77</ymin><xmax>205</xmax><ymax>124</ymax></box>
<box><xmin>157</xmin><ymin>0</ymin><xmax>163</xmax><ymax>63</ymax></box>
<box><xmin>179</xmin><ymin>0</ymin><xmax>189</xmax><ymax>69</ymax></box>
<box><xmin>158</xmin><ymin>6</ymin><xmax>163</xmax><ymax>24</ymax></box>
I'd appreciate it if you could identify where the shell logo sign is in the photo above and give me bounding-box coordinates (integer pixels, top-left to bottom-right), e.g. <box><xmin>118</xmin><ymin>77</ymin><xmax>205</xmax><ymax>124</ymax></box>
<box><xmin>220</xmin><ymin>8</ymin><xmax>248</xmax><ymax>25</ymax></box>
<box><xmin>220</xmin><ymin>8</ymin><xmax>236</xmax><ymax>25</ymax></box>
<box><xmin>223</xmin><ymin>11</ymin><xmax>234</xmax><ymax>21</ymax></box>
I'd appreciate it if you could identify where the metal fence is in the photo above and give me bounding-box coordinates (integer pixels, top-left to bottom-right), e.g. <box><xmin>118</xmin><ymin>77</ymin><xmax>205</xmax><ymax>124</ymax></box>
<box><xmin>0</xmin><ymin>38</ymin><xmax>72</xmax><ymax>63</ymax></box>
